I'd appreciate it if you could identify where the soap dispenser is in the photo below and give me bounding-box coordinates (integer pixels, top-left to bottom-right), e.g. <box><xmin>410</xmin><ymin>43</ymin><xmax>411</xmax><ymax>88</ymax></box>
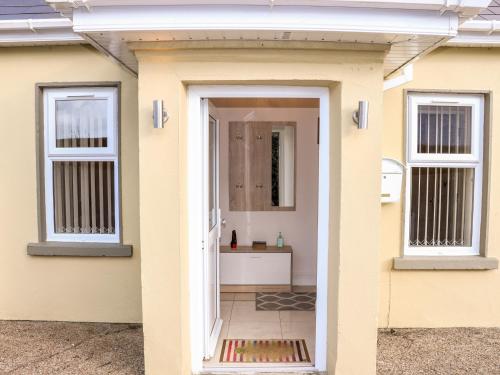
<box><xmin>277</xmin><ymin>232</ymin><xmax>284</xmax><ymax>248</ymax></box>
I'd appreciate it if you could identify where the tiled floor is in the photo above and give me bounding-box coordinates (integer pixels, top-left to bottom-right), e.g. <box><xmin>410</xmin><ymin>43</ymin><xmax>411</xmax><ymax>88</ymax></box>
<box><xmin>204</xmin><ymin>292</ymin><xmax>316</xmax><ymax>369</ymax></box>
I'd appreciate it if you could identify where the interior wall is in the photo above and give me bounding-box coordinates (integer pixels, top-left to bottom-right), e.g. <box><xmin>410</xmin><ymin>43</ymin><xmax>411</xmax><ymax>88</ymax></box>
<box><xmin>216</xmin><ymin>107</ymin><xmax>319</xmax><ymax>286</ymax></box>
<box><xmin>0</xmin><ymin>45</ymin><xmax>141</xmax><ymax>323</ymax></box>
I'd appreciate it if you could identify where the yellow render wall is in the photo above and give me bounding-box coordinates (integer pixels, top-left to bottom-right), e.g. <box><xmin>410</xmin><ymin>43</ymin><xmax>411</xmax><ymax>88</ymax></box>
<box><xmin>0</xmin><ymin>45</ymin><xmax>142</xmax><ymax>323</ymax></box>
<box><xmin>381</xmin><ymin>47</ymin><xmax>500</xmax><ymax>328</ymax></box>
<box><xmin>135</xmin><ymin>46</ymin><xmax>385</xmax><ymax>375</ymax></box>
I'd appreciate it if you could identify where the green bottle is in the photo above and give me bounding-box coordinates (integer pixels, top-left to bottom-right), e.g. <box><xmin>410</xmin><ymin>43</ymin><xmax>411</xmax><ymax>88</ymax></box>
<box><xmin>277</xmin><ymin>232</ymin><xmax>284</xmax><ymax>248</ymax></box>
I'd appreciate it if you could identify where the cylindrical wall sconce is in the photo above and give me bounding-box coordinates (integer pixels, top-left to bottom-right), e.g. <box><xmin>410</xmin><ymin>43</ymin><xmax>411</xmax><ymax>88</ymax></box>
<box><xmin>352</xmin><ymin>100</ymin><xmax>369</xmax><ymax>129</ymax></box>
<box><xmin>153</xmin><ymin>100</ymin><xmax>169</xmax><ymax>128</ymax></box>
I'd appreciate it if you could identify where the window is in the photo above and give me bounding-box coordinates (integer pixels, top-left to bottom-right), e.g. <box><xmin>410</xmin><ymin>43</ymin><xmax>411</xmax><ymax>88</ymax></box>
<box><xmin>405</xmin><ymin>93</ymin><xmax>484</xmax><ymax>256</ymax></box>
<box><xmin>43</xmin><ymin>87</ymin><xmax>119</xmax><ymax>243</ymax></box>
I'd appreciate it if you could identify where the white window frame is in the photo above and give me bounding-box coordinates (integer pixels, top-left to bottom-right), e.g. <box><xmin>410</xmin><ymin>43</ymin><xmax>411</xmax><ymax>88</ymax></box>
<box><xmin>43</xmin><ymin>87</ymin><xmax>120</xmax><ymax>243</ymax></box>
<box><xmin>404</xmin><ymin>93</ymin><xmax>484</xmax><ymax>256</ymax></box>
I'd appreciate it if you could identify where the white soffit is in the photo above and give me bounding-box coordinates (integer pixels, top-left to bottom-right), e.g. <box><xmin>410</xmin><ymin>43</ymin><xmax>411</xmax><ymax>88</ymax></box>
<box><xmin>69</xmin><ymin>5</ymin><xmax>461</xmax><ymax>77</ymax></box>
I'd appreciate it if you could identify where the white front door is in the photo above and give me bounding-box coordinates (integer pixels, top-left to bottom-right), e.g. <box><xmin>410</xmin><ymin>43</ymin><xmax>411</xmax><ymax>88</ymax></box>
<box><xmin>203</xmin><ymin>99</ymin><xmax>222</xmax><ymax>359</ymax></box>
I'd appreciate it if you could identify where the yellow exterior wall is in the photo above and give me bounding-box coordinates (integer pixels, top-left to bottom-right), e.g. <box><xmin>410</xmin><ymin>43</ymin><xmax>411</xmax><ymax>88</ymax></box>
<box><xmin>134</xmin><ymin>45</ymin><xmax>384</xmax><ymax>375</ymax></box>
<box><xmin>0</xmin><ymin>45</ymin><xmax>142</xmax><ymax>323</ymax></box>
<box><xmin>381</xmin><ymin>47</ymin><xmax>500</xmax><ymax>328</ymax></box>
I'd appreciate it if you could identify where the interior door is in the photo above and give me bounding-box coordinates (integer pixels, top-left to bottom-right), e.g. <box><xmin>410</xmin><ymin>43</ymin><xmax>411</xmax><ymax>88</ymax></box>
<box><xmin>203</xmin><ymin>99</ymin><xmax>222</xmax><ymax>359</ymax></box>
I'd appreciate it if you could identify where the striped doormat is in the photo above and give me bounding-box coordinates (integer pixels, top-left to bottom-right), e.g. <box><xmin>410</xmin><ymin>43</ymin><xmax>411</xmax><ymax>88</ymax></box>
<box><xmin>220</xmin><ymin>339</ymin><xmax>310</xmax><ymax>363</ymax></box>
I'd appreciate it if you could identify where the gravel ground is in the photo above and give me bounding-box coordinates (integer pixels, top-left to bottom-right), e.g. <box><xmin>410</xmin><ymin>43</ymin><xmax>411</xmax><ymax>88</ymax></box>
<box><xmin>378</xmin><ymin>328</ymin><xmax>500</xmax><ymax>375</ymax></box>
<box><xmin>0</xmin><ymin>322</ymin><xmax>499</xmax><ymax>374</ymax></box>
<box><xmin>0</xmin><ymin>321</ymin><xmax>144</xmax><ymax>375</ymax></box>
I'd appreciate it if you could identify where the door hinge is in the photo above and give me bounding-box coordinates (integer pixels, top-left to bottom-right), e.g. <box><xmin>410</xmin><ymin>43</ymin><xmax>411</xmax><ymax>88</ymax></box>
<box><xmin>201</xmin><ymin>240</ymin><xmax>205</xmax><ymax>251</ymax></box>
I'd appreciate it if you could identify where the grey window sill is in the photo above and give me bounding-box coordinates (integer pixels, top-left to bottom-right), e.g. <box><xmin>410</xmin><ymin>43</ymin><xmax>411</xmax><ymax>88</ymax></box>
<box><xmin>27</xmin><ymin>242</ymin><xmax>132</xmax><ymax>257</ymax></box>
<box><xmin>393</xmin><ymin>256</ymin><xmax>498</xmax><ymax>270</ymax></box>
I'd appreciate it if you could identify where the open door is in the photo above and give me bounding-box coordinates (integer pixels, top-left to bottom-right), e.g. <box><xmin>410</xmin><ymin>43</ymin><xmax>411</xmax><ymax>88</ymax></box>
<box><xmin>203</xmin><ymin>99</ymin><xmax>223</xmax><ymax>359</ymax></box>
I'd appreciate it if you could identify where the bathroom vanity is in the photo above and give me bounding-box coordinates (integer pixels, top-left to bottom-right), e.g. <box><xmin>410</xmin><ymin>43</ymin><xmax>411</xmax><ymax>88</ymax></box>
<box><xmin>220</xmin><ymin>245</ymin><xmax>292</xmax><ymax>292</ymax></box>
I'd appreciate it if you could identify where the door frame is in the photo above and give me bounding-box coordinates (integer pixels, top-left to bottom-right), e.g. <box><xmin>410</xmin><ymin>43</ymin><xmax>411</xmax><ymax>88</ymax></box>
<box><xmin>187</xmin><ymin>85</ymin><xmax>330</xmax><ymax>373</ymax></box>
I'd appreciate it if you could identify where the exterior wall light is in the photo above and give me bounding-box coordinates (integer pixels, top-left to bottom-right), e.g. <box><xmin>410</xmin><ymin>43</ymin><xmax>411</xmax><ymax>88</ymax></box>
<box><xmin>153</xmin><ymin>100</ymin><xmax>169</xmax><ymax>128</ymax></box>
<box><xmin>352</xmin><ymin>100</ymin><xmax>369</xmax><ymax>129</ymax></box>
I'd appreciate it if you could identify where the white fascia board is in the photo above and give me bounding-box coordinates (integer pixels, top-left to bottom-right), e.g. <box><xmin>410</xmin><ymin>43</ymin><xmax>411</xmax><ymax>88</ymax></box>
<box><xmin>383</xmin><ymin>64</ymin><xmax>413</xmax><ymax>91</ymax></box>
<box><xmin>0</xmin><ymin>18</ymin><xmax>73</xmax><ymax>31</ymax></box>
<box><xmin>459</xmin><ymin>20</ymin><xmax>500</xmax><ymax>34</ymax></box>
<box><xmin>0</xmin><ymin>18</ymin><xmax>84</xmax><ymax>45</ymax></box>
<box><xmin>447</xmin><ymin>33</ymin><xmax>500</xmax><ymax>47</ymax></box>
<box><xmin>72</xmin><ymin>5</ymin><xmax>458</xmax><ymax>36</ymax></box>
<box><xmin>447</xmin><ymin>20</ymin><xmax>500</xmax><ymax>46</ymax></box>
<box><xmin>49</xmin><ymin>0</ymin><xmax>491</xmax><ymax>12</ymax></box>
<box><xmin>0</xmin><ymin>31</ymin><xmax>84</xmax><ymax>45</ymax></box>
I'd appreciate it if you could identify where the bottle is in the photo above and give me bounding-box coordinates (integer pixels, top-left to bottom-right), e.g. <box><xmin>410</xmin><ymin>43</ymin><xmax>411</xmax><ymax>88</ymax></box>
<box><xmin>231</xmin><ymin>230</ymin><xmax>237</xmax><ymax>250</ymax></box>
<box><xmin>277</xmin><ymin>232</ymin><xmax>284</xmax><ymax>248</ymax></box>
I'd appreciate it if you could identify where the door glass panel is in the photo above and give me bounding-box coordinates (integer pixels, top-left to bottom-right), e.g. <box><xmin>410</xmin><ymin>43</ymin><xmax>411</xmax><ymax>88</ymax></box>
<box><xmin>208</xmin><ymin>115</ymin><xmax>217</xmax><ymax>230</ymax></box>
<box><xmin>55</xmin><ymin>99</ymin><xmax>108</xmax><ymax>148</ymax></box>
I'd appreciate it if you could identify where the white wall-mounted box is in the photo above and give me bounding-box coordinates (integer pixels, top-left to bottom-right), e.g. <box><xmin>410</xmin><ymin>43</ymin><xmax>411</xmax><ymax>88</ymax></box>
<box><xmin>381</xmin><ymin>158</ymin><xmax>404</xmax><ymax>203</ymax></box>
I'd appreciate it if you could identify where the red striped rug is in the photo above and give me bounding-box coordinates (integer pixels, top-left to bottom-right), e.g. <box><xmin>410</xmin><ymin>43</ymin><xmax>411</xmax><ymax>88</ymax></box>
<box><xmin>220</xmin><ymin>339</ymin><xmax>310</xmax><ymax>363</ymax></box>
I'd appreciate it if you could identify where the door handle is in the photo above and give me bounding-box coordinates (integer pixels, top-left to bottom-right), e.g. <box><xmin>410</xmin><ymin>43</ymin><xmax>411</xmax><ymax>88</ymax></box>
<box><xmin>221</xmin><ymin>218</ymin><xmax>227</xmax><ymax>227</ymax></box>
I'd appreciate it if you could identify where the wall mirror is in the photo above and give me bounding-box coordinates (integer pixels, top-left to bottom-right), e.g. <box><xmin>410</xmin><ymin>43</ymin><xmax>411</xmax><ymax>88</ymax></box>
<box><xmin>229</xmin><ymin>121</ymin><xmax>296</xmax><ymax>211</ymax></box>
<box><xmin>271</xmin><ymin>123</ymin><xmax>295</xmax><ymax>208</ymax></box>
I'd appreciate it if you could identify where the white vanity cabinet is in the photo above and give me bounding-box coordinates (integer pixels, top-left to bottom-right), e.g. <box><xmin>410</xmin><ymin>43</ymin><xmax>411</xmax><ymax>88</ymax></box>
<box><xmin>220</xmin><ymin>246</ymin><xmax>292</xmax><ymax>292</ymax></box>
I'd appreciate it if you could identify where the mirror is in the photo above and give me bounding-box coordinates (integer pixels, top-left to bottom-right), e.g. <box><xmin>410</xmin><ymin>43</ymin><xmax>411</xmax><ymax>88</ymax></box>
<box><xmin>271</xmin><ymin>123</ymin><xmax>295</xmax><ymax>208</ymax></box>
<box><xmin>228</xmin><ymin>121</ymin><xmax>296</xmax><ymax>211</ymax></box>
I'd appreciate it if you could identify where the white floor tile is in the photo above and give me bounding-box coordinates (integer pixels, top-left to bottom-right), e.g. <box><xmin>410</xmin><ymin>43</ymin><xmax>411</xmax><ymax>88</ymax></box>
<box><xmin>221</xmin><ymin>293</ymin><xmax>235</xmax><ymax>301</ymax></box>
<box><xmin>231</xmin><ymin>301</ymin><xmax>256</xmax><ymax>311</ymax></box>
<box><xmin>280</xmin><ymin>321</ymin><xmax>316</xmax><ymax>339</ymax></box>
<box><xmin>279</xmin><ymin>310</ymin><xmax>316</xmax><ymax>323</ymax></box>
<box><xmin>231</xmin><ymin>301</ymin><xmax>280</xmax><ymax>323</ymax></box>
<box><xmin>234</xmin><ymin>292</ymin><xmax>256</xmax><ymax>301</ymax></box>
<box><xmin>227</xmin><ymin>321</ymin><xmax>282</xmax><ymax>340</ymax></box>
<box><xmin>220</xmin><ymin>301</ymin><xmax>233</xmax><ymax>321</ymax></box>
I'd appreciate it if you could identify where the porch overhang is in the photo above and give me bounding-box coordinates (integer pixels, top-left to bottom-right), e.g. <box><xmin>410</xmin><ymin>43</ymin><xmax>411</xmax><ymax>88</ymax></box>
<box><xmin>46</xmin><ymin>1</ymin><xmax>490</xmax><ymax>78</ymax></box>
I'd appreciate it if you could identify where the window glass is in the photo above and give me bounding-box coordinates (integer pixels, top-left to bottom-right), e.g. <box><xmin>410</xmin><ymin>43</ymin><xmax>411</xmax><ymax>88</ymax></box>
<box><xmin>406</xmin><ymin>94</ymin><xmax>483</xmax><ymax>256</ymax></box>
<box><xmin>409</xmin><ymin>167</ymin><xmax>474</xmax><ymax>247</ymax></box>
<box><xmin>55</xmin><ymin>99</ymin><xmax>108</xmax><ymax>148</ymax></box>
<box><xmin>208</xmin><ymin>116</ymin><xmax>217</xmax><ymax>230</ymax></box>
<box><xmin>52</xmin><ymin>161</ymin><xmax>115</xmax><ymax>234</ymax></box>
<box><xmin>44</xmin><ymin>87</ymin><xmax>119</xmax><ymax>243</ymax></box>
<box><xmin>417</xmin><ymin>105</ymin><xmax>472</xmax><ymax>155</ymax></box>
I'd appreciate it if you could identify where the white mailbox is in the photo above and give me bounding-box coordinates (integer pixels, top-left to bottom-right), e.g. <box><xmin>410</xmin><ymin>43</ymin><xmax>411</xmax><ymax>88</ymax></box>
<box><xmin>381</xmin><ymin>158</ymin><xmax>404</xmax><ymax>203</ymax></box>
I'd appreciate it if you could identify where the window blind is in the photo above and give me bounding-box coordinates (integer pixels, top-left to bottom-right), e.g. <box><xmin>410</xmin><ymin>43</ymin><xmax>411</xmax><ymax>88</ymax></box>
<box><xmin>53</xmin><ymin>161</ymin><xmax>115</xmax><ymax>234</ymax></box>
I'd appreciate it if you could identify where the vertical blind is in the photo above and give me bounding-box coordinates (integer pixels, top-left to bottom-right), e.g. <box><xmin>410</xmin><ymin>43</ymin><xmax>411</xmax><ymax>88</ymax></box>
<box><xmin>409</xmin><ymin>104</ymin><xmax>476</xmax><ymax>248</ymax></box>
<box><xmin>53</xmin><ymin>161</ymin><xmax>115</xmax><ymax>234</ymax></box>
